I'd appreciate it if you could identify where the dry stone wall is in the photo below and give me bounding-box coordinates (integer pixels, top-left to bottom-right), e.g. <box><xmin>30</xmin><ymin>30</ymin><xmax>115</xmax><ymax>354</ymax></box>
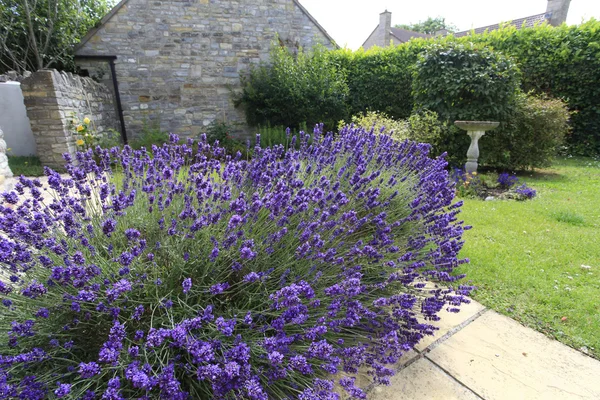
<box><xmin>20</xmin><ymin>69</ymin><xmax>119</xmax><ymax>169</ymax></box>
<box><xmin>75</xmin><ymin>0</ymin><xmax>335</xmax><ymax>138</ymax></box>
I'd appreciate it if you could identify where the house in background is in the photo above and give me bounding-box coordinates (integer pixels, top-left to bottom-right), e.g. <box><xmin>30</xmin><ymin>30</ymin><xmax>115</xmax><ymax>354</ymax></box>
<box><xmin>362</xmin><ymin>11</ymin><xmax>431</xmax><ymax>50</ymax></box>
<box><xmin>363</xmin><ymin>0</ymin><xmax>571</xmax><ymax>49</ymax></box>
<box><xmin>74</xmin><ymin>0</ymin><xmax>336</xmax><ymax>138</ymax></box>
<box><xmin>454</xmin><ymin>0</ymin><xmax>571</xmax><ymax>37</ymax></box>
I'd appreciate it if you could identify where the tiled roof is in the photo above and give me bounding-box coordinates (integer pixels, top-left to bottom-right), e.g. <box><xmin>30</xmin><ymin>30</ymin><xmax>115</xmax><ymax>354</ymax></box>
<box><xmin>453</xmin><ymin>13</ymin><xmax>549</xmax><ymax>37</ymax></box>
<box><xmin>390</xmin><ymin>27</ymin><xmax>432</xmax><ymax>42</ymax></box>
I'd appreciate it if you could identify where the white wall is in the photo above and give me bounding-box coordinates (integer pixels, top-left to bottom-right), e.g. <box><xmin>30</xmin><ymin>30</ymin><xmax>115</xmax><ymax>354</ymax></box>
<box><xmin>0</xmin><ymin>82</ymin><xmax>37</xmax><ymax>156</ymax></box>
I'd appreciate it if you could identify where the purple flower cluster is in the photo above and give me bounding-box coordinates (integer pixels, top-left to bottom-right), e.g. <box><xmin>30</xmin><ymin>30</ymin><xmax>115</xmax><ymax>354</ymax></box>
<box><xmin>497</xmin><ymin>172</ymin><xmax>519</xmax><ymax>189</ymax></box>
<box><xmin>0</xmin><ymin>125</ymin><xmax>471</xmax><ymax>399</ymax></box>
<box><xmin>514</xmin><ymin>183</ymin><xmax>537</xmax><ymax>199</ymax></box>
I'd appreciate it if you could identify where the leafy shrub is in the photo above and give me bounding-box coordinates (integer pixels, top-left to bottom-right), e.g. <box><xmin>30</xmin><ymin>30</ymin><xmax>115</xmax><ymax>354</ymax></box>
<box><xmin>479</xmin><ymin>93</ymin><xmax>569</xmax><ymax>170</ymax></box>
<box><xmin>338</xmin><ymin>111</ymin><xmax>409</xmax><ymax>140</ymax></box>
<box><xmin>413</xmin><ymin>42</ymin><xmax>521</xmax><ymax>123</ymax></box>
<box><xmin>404</xmin><ymin>111</ymin><xmax>449</xmax><ymax>153</ymax></box>
<box><xmin>129</xmin><ymin>123</ymin><xmax>170</xmax><ymax>150</ymax></box>
<box><xmin>236</xmin><ymin>44</ymin><xmax>349</xmax><ymax>130</ymax></box>
<box><xmin>461</xmin><ymin>21</ymin><xmax>600</xmax><ymax>155</ymax></box>
<box><xmin>0</xmin><ymin>128</ymin><xmax>471</xmax><ymax>399</ymax></box>
<box><xmin>204</xmin><ymin>121</ymin><xmax>232</xmax><ymax>145</ymax></box>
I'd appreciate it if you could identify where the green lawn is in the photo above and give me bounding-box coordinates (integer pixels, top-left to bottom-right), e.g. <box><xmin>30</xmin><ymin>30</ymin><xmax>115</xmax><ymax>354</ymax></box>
<box><xmin>457</xmin><ymin>157</ymin><xmax>600</xmax><ymax>358</ymax></box>
<box><xmin>8</xmin><ymin>155</ymin><xmax>45</xmax><ymax>177</ymax></box>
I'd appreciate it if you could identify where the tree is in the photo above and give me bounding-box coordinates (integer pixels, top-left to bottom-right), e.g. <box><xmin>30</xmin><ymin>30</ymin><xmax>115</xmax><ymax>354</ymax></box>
<box><xmin>395</xmin><ymin>17</ymin><xmax>457</xmax><ymax>35</ymax></box>
<box><xmin>0</xmin><ymin>0</ymin><xmax>111</xmax><ymax>73</ymax></box>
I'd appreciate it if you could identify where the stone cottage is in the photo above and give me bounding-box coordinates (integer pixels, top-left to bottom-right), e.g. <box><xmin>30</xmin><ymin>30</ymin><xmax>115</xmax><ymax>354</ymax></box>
<box><xmin>74</xmin><ymin>0</ymin><xmax>336</xmax><ymax>139</ymax></box>
<box><xmin>362</xmin><ymin>11</ymin><xmax>430</xmax><ymax>50</ymax></box>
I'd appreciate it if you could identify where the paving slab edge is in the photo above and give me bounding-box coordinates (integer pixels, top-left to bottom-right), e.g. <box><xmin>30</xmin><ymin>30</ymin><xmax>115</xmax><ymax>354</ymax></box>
<box><xmin>344</xmin><ymin>305</ymin><xmax>489</xmax><ymax>399</ymax></box>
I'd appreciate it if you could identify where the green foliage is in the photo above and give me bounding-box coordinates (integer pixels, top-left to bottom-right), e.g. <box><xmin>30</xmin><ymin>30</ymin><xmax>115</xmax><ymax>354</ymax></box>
<box><xmin>395</xmin><ymin>16</ymin><xmax>457</xmax><ymax>34</ymax></box>
<box><xmin>129</xmin><ymin>123</ymin><xmax>169</xmax><ymax>150</ymax></box>
<box><xmin>236</xmin><ymin>44</ymin><xmax>348</xmax><ymax>130</ymax></box>
<box><xmin>7</xmin><ymin>155</ymin><xmax>44</xmax><ymax>176</ymax></box>
<box><xmin>329</xmin><ymin>44</ymin><xmax>422</xmax><ymax>120</ymax></box>
<box><xmin>0</xmin><ymin>0</ymin><xmax>112</xmax><ymax>73</ymax></box>
<box><xmin>339</xmin><ymin>111</ymin><xmax>409</xmax><ymax>140</ymax></box>
<box><xmin>205</xmin><ymin>120</ymin><xmax>233</xmax><ymax>145</ymax></box>
<box><xmin>413</xmin><ymin>42</ymin><xmax>522</xmax><ymax>123</ymax></box>
<box><xmin>405</xmin><ymin>110</ymin><xmax>448</xmax><ymax>150</ymax></box>
<box><xmin>256</xmin><ymin>122</ymin><xmax>308</xmax><ymax>149</ymax></box>
<box><xmin>96</xmin><ymin>128</ymin><xmax>123</xmax><ymax>149</ymax></box>
<box><xmin>480</xmin><ymin>93</ymin><xmax>570</xmax><ymax>170</ymax></box>
<box><xmin>454</xmin><ymin>21</ymin><xmax>600</xmax><ymax>156</ymax></box>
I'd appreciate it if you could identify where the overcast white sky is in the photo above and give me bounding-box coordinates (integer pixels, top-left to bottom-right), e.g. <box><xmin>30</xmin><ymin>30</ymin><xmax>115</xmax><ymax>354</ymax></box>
<box><xmin>299</xmin><ymin>0</ymin><xmax>600</xmax><ymax>49</ymax></box>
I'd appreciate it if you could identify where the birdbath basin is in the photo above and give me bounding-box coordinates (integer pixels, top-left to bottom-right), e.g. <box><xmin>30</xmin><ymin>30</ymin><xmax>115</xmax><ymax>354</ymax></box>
<box><xmin>454</xmin><ymin>121</ymin><xmax>499</xmax><ymax>132</ymax></box>
<box><xmin>454</xmin><ymin>121</ymin><xmax>499</xmax><ymax>174</ymax></box>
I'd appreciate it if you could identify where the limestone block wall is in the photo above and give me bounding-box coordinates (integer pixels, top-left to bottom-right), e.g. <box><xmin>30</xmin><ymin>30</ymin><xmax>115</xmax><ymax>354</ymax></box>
<box><xmin>20</xmin><ymin>69</ymin><xmax>119</xmax><ymax>168</ymax></box>
<box><xmin>75</xmin><ymin>0</ymin><xmax>335</xmax><ymax>138</ymax></box>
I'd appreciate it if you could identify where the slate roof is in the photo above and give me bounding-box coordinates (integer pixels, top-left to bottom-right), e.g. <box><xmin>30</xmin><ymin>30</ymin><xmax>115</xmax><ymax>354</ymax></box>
<box><xmin>390</xmin><ymin>27</ymin><xmax>431</xmax><ymax>42</ymax></box>
<box><xmin>453</xmin><ymin>13</ymin><xmax>549</xmax><ymax>37</ymax></box>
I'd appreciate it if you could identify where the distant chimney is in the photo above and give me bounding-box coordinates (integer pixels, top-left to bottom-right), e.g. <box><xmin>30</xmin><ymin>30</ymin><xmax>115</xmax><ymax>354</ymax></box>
<box><xmin>379</xmin><ymin>10</ymin><xmax>392</xmax><ymax>46</ymax></box>
<box><xmin>546</xmin><ymin>0</ymin><xmax>571</xmax><ymax>26</ymax></box>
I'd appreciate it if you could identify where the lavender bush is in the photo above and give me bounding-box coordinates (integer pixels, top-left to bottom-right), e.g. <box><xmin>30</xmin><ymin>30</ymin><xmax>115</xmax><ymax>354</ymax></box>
<box><xmin>0</xmin><ymin>126</ymin><xmax>471</xmax><ymax>399</ymax></box>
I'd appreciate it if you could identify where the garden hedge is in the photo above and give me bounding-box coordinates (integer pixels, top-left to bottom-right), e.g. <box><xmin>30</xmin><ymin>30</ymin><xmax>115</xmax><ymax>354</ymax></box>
<box><xmin>238</xmin><ymin>21</ymin><xmax>600</xmax><ymax>157</ymax></box>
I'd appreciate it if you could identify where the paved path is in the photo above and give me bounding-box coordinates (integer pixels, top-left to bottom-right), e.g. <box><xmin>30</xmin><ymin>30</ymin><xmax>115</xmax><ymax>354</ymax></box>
<box><xmin>366</xmin><ymin>300</ymin><xmax>600</xmax><ymax>400</ymax></box>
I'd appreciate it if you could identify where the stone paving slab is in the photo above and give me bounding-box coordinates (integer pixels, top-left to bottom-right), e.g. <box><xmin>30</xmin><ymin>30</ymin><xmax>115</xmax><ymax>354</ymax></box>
<box><xmin>427</xmin><ymin>310</ymin><xmax>600</xmax><ymax>399</ymax></box>
<box><xmin>370</xmin><ymin>357</ymin><xmax>480</xmax><ymax>400</ymax></box>
<box><xmin>415</xmin><ymin>299</ymin><xmax>486</xmax><ymax>352</ymax></box>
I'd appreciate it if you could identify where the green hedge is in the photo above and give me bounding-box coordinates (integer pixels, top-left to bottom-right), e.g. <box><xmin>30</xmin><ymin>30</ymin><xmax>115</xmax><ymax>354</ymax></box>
<box><xmin>329</xmin><ymin>20</ymin><xmax>600</xmax><ymax>155</ymax></box>
<box><xmin>237</xmin><ymin>21</ymin><xmax>599</xmax><ymax>158</ymax></box>
<box><xmin>328</xmin><ymin>44</ymin><xmax>421</xmax><ymax>120</ymax></box>
<box><xmin>462</xmin><ymin>21</ymin><xmax>600</xmax><ymax>156</ymax></box>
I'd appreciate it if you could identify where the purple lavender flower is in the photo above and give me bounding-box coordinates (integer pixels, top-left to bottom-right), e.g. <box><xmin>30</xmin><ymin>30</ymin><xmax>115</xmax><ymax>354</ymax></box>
<box><xmin>54</xmin><ymin>383</ymin><xmax>71</xmax><ymax>398</ymax></box>
<box><xmin>0</xmin><ymin>124</ymin><xmax>471</xmax><ymax>399</ymax></box>
<box><xmin>79</xmin><ymin>362</ymin><xmax>101</xmax><ymax>378</ymax></box>
<box><xmin>209</xmin><ymin>282</ymin><xmax>229</xmax><ymax>295</ymax></box>
<box><xmin>182</xmin><ymin>278</ymin><xmax>192</xmax><ymax>294</ymax></box>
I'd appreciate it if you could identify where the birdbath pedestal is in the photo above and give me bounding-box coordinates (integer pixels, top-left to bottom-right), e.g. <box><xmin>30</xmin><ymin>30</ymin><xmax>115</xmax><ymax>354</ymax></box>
<box><xmin>454</xmin><ymin>121</ymin><xmax>499</xmax><ymax>174</ymax></box>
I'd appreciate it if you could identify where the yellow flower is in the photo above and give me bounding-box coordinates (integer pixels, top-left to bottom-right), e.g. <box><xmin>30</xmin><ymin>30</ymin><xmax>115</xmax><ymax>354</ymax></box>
<box><xmin>76</xmin><ymin>139</ymin><xmax>85</xmax><ymax>146</ymax></box>
<box><xmin>83</xmin><ymin>117</ymin><xmax>91</xmax><ymax>125</ymax></box>
<box><xmin>76</xmin><ymin>125</ymin><xmax>84</xmax><ymax>132</ymax></box>
<box><xmin>471</xmin><ymin>171</ymin><xmax>478</xmax><ymax>176</ymax></box>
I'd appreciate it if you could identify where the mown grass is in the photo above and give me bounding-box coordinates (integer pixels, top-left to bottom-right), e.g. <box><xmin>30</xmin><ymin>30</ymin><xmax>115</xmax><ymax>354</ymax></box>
<box><xmin>8</xmin><ymin>155</ymin><xmax>45</xmax><ymax>176</ymax></box>
<box><xmin>457</xmin><ymin>157</ymin><xmax>600</xmax><ymax>358</ymax></box>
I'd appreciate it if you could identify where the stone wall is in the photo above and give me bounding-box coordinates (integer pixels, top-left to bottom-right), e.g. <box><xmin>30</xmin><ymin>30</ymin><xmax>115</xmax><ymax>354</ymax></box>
<box><xmin>74</xmin><ymin>0</ymin><xmax>335</xmax><ymax>138</ymax></box>
<box><xmin>20</xmin><ymin>69</ymin><xmax>119</xmax><ymax>168</ymax></box>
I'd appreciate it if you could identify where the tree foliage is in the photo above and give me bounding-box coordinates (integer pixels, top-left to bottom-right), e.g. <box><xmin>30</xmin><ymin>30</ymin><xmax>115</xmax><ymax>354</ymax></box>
<box><xmin>236</xmin><ymin>44</ymin><xmax>349</xmax><ymax>131</ymax></box>
<box><xmin>395</xmin><ymin>17</ymin><xmax>457</xmax><ymax>34</ymax></box>
<box><xmin>0</xmin><ymin>0</ymin><xmax>111</xmax><ymax>73</ymax></box>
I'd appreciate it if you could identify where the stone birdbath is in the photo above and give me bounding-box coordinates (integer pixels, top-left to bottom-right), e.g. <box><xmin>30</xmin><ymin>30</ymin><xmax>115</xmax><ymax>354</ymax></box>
<box><xmin>454</xmin><ymin>121</ymin><xmax>499</xmax><ymax>174</ymax></box>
